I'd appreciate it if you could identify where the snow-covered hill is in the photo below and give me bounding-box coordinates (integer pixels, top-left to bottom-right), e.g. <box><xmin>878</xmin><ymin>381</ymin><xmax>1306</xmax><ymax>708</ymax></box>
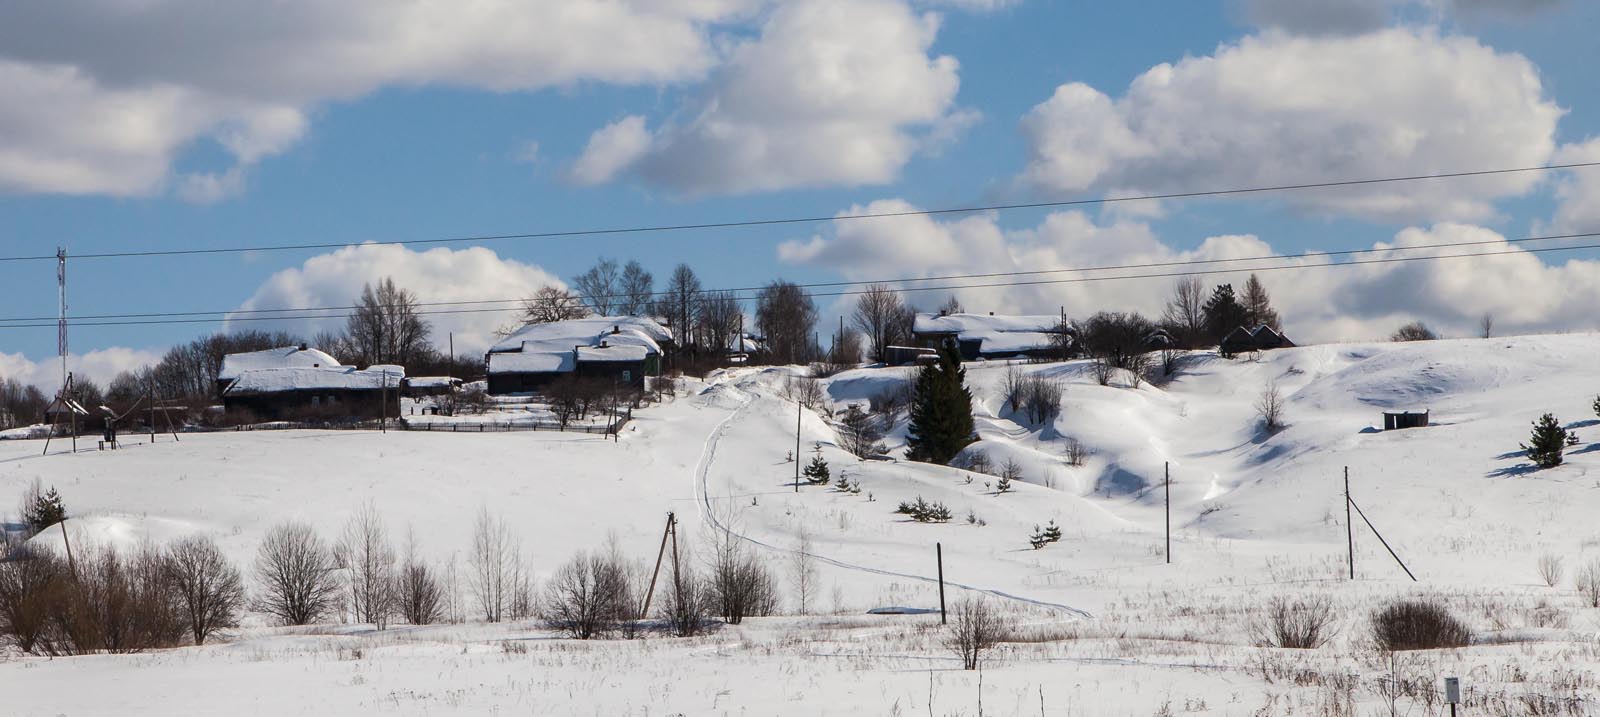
<box><xmin>4</xmin><ymin>333</ymin><xmax>1599</xmax><ymax>714</ymax></box>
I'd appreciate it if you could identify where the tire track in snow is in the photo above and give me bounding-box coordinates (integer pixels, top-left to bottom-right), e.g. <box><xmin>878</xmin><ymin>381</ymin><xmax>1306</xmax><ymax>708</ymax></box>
<box><xmin>692</xmin><ymin>394</ymin><xmax>1092</xmax><ymax>619</ymax></box>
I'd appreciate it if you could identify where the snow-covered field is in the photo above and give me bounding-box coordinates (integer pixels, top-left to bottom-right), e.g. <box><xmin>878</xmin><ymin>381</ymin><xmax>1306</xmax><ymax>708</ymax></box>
<box><xmin>4</xmin><ymin>334</ymin><xmax>1600</xmax><ymax>715</ymax></box>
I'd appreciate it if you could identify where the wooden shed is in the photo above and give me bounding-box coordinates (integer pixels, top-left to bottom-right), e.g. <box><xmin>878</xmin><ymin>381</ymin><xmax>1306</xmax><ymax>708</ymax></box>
<box><xmin>1382</xmin><ymin>410</ymin><xmax>1430</xmax><ymax>430</ymax></box>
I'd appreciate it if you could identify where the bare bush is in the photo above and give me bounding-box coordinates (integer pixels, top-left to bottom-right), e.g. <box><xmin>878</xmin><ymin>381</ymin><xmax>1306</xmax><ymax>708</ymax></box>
<box><xmin>540</xmin><ymin>550</ymin><xmax>633</xmax><ymax>639</ymax></box>
<box><xmin>1391</xmin><ymin>321</ymin><xmax>1438</xmax><ymax>342</ymax></box>
<box><xmin>1001</xmin><ymin>366</ymin><xmax>1026</xmax><ymax>413</ymax></box>
<box><xmin>1020</xmin><ymin>374</ymin><xmax>1064</xmax><ymax>424</ymax></box>
<box><xmin>946</xmin><ymin>597</ymin><xmax>1009</xmax><ymax>670</ymax></box>
<box><xmin>69</xmin><ymin>543</ymin><xmax>186</xmax><ymax>654</ymax></box>
<box><xmin>396</xmin><ymin>531</ymin><xmax>443</xmax><ymax>626</ymax></box>
<box><xmin>1256</xmin><ymin>380</ymin><xmax>1285</xmax><ymax>433</ymax></box>
<box><xmin>709</xmin><ymin>533</ymin><xmax>777</xmax><ymax>624</ymax></box>
<box><xmin>836</xmin><ymin>404</ymin><xmax>886</xmax><ymax>459</ymax></box>
<box><xmin>1370</xmin><ymin>599</ymin><xmax>1471</xmax><ymax>651</ymax></box>
<box><xmin>783</xmin><ymin>375</ymin><xmax>827</xmax><ymax>412</ymax></box>
<box><xmin>659</xmin><ymin>551</ymin><xmax>713</xmax><ymax>637</ymax></box>
<box><xmin>1063</xmin><ymin>438</ymin><xmax>1088</xmax><ymax>467</ymax></box>
<box><xmin>1575</xmin><ymin>558</ymin><xmax>1600</xmax><ymax>607</ymax></box>
<box><xmin>336</xmin><ymin>504</ymin><xmax>396</xmax><ymax>629</ymax></box>
<box><xmin>1090</xmin><ymin>356</ymin><xmax>1115</xmax><ymax>387</ymax></box>
<box><xmin>791</xmin><ymin>532</ymin><xmax>818</xmax><ymax>615</ymax></box>
<box><xmin>1254</xmin><ymin>595</ymin><xmax>1337</xmax><ymax>649</ymax></box>
<box><xmin>164</xmin><ymin>535</ymin><xmax>245</xmax><ymax>645</ymax></box>
<box><xmin>0</xmin><ymin>545</ymin><xmax>68</xmax><ymax>654</ymax></box>
<box><xmin>469</xmin><ymin>508</ymin><xmax>522</xmax><ymax>623</ymax></box>
<box><xmin>253</xmin><ymin>521</ymin><xmax>341</xmax><ymax>626</ymax></box>
<box><xmin>1537</xmin><ymin>553</ymin><xmax>1564</xmax><ymax>588</ymax></box>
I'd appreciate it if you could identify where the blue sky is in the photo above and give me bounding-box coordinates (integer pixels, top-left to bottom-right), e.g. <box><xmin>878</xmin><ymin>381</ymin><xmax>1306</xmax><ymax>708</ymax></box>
<box><xmin>1</xmin><ymin>0</ymin><xmax>1598</xmax><ymax>385</ymax></box>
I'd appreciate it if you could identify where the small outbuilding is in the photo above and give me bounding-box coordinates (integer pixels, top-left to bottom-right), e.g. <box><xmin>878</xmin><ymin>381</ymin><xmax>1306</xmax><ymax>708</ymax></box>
<box><xmin>910</xmin><ymin>311</ymin><xmax>1072</xmax><ymax>361</ymax></box>
<box><xmin>1220</xmin><ymin>325</ymin><xmax>1297</xmax><ymax>357</ymax></box>
<box><xmin>1382</xmin><ymin>410</ymin><xmax>1430</xmax><ymax>431</ymax></box>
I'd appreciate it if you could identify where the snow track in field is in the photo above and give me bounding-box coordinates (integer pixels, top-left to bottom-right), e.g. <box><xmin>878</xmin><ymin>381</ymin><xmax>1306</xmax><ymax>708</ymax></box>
<box><xmin>692</xmin><ymin>395</ymin><xmax>1092</xmax><ymax>619</ymax></box>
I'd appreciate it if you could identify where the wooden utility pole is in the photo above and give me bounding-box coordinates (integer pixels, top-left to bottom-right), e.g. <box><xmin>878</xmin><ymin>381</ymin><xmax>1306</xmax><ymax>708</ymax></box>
<box><xmin>1345</xmin><ymin>467</ymin><xmax>1354</xmax><ymax>580</ymax></box>
<box><xmin>1165</xmin><ymin>462</ymin><xmax>1171</xmax><ymax>565</ymax></box>
<box><xmin>794</xmin><ymin>399</ymin><xmax>801</xmax><ymax>493</ymax></box>
<box><xmin>59</xmin><ymin>518</ymin><xmax>78</xmax><ymax>582</ymax></box>
<box><xmin>936</xmin><ymin>542</ymin><xmax>947</xmax><ymax>625</ymax></box>
<box><xmin>380</xmin><ymin>369</ymin><xmax>389</xmax><ymax>434</ymax></box>
<box><xmin>640</xmin><ymin>512</ymin><xmax>677</xmax><ymax>620</ymax></box>
<box><xmin>149</xmin><ymin>374</ymin><xmax>157</xmax><ymax>444</ymax></box>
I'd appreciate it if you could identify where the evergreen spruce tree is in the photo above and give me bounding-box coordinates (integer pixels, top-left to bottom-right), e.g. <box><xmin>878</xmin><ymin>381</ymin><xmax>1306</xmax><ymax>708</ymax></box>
<box><xmin>24</xmin><ymin>486</ymin><xmax>66</xmax><ymax>533</ymax></box>
<box><xmin>906</xmin><ymin>340</ymin><xmax>977</xmax><ymax>465</ymax></box>
<box><xmin>1201</xmin><ymin>284</ymin><xmax>1247</xmax><ymax>343</ymax></box>
<box><xmin>1593</xmin><ymin>395</ymin><xmax>1599</xmax><ymax>419</ymax></box>
<box><xmin>1521</xmin><ymin>413</ymin><xmax>1568</xmax><ymax>469</ymax></box>
<box><xmin>1042</xmin><ymin>520</ymin><xmax>1062</xmax><ymax>543</ymax></box>
<box><xmin>802</xmin><ymin>452</ymin><xmax>831</xmax><ymax>485</ymax></box>
<box><xmin>1028</xmin><ymin>525</ymin><xmax>1049</xmax><ymax>550</ymax></box>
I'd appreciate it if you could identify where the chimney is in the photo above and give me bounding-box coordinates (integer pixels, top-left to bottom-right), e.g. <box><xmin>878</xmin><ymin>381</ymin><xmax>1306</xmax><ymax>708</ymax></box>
<box><xmin>600</xmin><ymin>340</ymin><xmax>609</xmax><ymax>348</ymax></box>
<box><xmin>988</xmin><ymin>311</ymin><xmax>994</xmax><ymax>316</ymax></box>
<box><xmin>613</xmin><ymin>325</ymin><xmax>620</xmax><ymax>334</ymax></box>
<box><xmin>298</xmin><ymin>343</ymin><xmax>308</xmax><ymax>351</ymax></box>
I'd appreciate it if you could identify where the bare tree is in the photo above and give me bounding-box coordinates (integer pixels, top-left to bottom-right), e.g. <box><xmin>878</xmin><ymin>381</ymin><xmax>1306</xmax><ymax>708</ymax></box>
<box><xmin>852</xmin><ymin>284</ymin><xmax>911</xmax><ymax>363</ymax></box>
<box><xmin>708</xmin><ymin>531</ymin><xmax>777</xmax><ymax>624</ymax></box>
<box><xmin>618</xmin><ymin>260</ymin><xmax>655</xmax><ymax>317</ymax></box>
<box><xmin>344</xmin><ymin>277</ymin><xmax>432</xmax><ymax>367</ymax></box>
<box><xmin>696</xmin><ymin>291</ymin><xmax>743</xmax><ymax>358</ymax></box>
<box><xmin>1577</xmin><ymin>558</ymin><xmax>1600</xmax><ymax>608</ymax></box>
<box><xmin>164</xmin><ymin>535</ymin><xmax>245</xmax><ymax>645</ymax></box>
<box><xmin>836</xmin><ymin>404</ymin><xmax>885</xmax><ymax>458</ymax></box>
<box><xmin>1240</xmin><ymin>274</ymin><xmax>1281</xmax><ymax>331</ymax></box>
<box><xmin>396</xmin><ymin>529</ymin><xmax>443</xmax><ymax>626</ymax></box>
<box><xmin>1537</xmin><ymin>553</ymin><xmax>1563</xmax><ymax>588</ymax></box>
<box><xmin>782</xmin><ymin>374</ymin><xmax>827</xmax><ymax>411</ymax></box>
<box><xmin>516</xmin><ymin>286</ymin><xmax>589</xmax><ymax>327</ymax></box>
<box><xmin>572</xmin><ymin>258</ymin><xmax>622</xmax><ymax>316</ymax></box>
<box><xmin>1390</xmin><ymin>321</ymin><xmax>1438</xmax><ymax>342</ymax></box>
<box><xmin>791</xmin><ymin>532</ymin><xmax>818</xmax><ymax>615</ymax></box>
<box><xmin>756</xmin><ymin>281</ymin><xmax>819</xmax><ymax>365</ymax></box>
<box><xmin>1162</xmin><ymin>277</ymin><xmax>1207</xmax><ymax>348</ymax></box>
<box><xmin>937</xmin><ymin>295</ymin><xmax>963</xmax><ymax>315</ymax></box>
<box><xmin>253</xmin><ymin>522</ymin><xmax>341</xmax><ymax>626</ymax></box>
<box><xmin>468</xmin><ymin>507</ymin><xmax>517</xmax><ymax>622</ymax></box>
<box><xmin>659</xmin><ymin>543</ymin><xmax>711</xmax><ymax>637</ymax></box>
<box><xmin>1479</xmin><ymin>312</ymin><xmax>1494</xmax><ymax>339</ymax></box>
<box><xmin>336</xmin><ymin>503</ymin><xmax>396</xmax><ymax>629</ymax></box>
<box><xmin>1256</xmin><ymin>380</ymin><xmax>1285</xmax><ymax>433</ymax></box>
<box><xmin>946</xmin><ymin>597</ymin><xmax>1008</xmax><ymax>670</ymax></box>
<box><xmin>660</xmin><ymin>264</ymin><xmax>702</xmax><ymax>352</ymax></box>
<box><xmin>0</xmin><ymin>544</ymin><xmax>67</xmax><ymax>654</ymax></box>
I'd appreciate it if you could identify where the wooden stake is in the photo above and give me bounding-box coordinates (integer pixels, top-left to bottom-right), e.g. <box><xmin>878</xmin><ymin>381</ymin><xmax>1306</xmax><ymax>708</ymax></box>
<box><xmin>59</xmin><ymin>518</ymin><xmax>78</xmax><ymax>583</ymax></box>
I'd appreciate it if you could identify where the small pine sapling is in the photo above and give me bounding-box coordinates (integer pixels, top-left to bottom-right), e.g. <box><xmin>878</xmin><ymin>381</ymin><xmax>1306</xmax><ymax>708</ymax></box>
<box><xmin>1028</xmin><ymin>525</ymin><xmax>1049</xmax><ymax>550</ymax></box>
<box><xmin>803</xmin><ymin>453</ymin><xmax>832</xmax><ymax>485</ymax></box>
<box><xmin>1594</xmin><ymin>395</ymin><xmax>1600</xmax><ymax>419</ymax></box>
<box><xmin>1521</xmin><ymin>413</ymin><xmax>1568</xmax><ymax>469</ymax></box>
<box><xmin>24</xmin><ymin>485</ymin><xmax>67</xmax><ymax>533</ymax></box>
<box><xmin>925</xmin><ymin>503</ymin><xmax>952</xmax><ymax>523</ymax></box>
<box><xmin>1042</xmin><ymin>520</ymin><xmax>1062</xmax><ymax>543</ymax></box>
<box><xmin>995</xmin><ymin>475</ymin><xmax>1012</xmax><ymax>495</ymax></box>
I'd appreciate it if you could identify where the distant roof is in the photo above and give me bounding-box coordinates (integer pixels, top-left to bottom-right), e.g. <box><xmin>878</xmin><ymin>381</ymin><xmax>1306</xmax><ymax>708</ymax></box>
<box><xmin>224</xmin><ymin>365</ymin><xmax>403</xmax><ymax>395</ymax></box>
<box><xmin>912</xmin><ymin>312</ymin><xmax>1066</xmax><ymax>356</ymax></box>
<box><xmin>405</xmin><ymin>377</ymin><xmax>462</xmax><ymax>388</ymax></box>
<box><xmin>220</xmin><ymin>346</ymin><xmax>342</xmax><ymax>381</ymax></box>
<box><xmin>488</xmin><ymin>316</ymin><xmax>670</xmax><ymax>375</ymax></box>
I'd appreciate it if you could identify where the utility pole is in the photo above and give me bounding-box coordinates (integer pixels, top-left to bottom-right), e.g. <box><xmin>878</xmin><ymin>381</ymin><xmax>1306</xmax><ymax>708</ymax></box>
<box><xmin>936</xmin><ymin>542</ymin><xmax>947</xmax><ymax>625</ymax></box>
<box><xmin>1165</xmin><ymin>462</ymin><xmax>1171</xmax><ymax>565</ymax></box>
<box><xmin>57</xmin><ymin>248</ymin><xmax>68</xmax><ymax>389</ymax></box>
<box><xmin>1345</xmin><ymin>467</ymin><xmax>1354</xmax><ymax>580</ymax></box>
<box><xmin>794</xmin><ymin>399</ymin><xmax>802</xmax><ymax>492</ymax></box>
<box><xmin>380</xmin><ymin>368</ymin><xmax>389</xmax><ymax>434</ymax></box>
<box><xmin>640</xmin><ymin>512</ymin><xmax>677</xmax><ymax>620</ymax></box>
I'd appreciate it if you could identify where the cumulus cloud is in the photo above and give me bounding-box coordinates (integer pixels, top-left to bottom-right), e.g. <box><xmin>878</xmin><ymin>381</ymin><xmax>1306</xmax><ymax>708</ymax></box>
<box><xmin>230</xmin><ymin>244</ymin><xmax>565</xmax><ymax>355</ymax></box>
<box><xmin>1018</xmin><ymin>28</ymin><xmax>1562</xmax><ymax>223</ymax></box>
<box><xmin>0</xmin><ymin>346</ymin><xmax>162</xmax><ymax>391</ymax></box>
<box><xmin>0</xmin><ymin>1</ymin><xmax>751</xmax><ymax>199</ymax></box>
<box><xmin>1237</xmin><ymin>0</ymin><xmax>1565</xmax><ymax>35</ymax></box>
<box><xmin>574</xmin><ymin>0</ymin><xmax>965</xmax><ymax>195</ymax></box>
<box><xmin>1546</xmin><ymin>138</ymin><xmax>1600</xmax><ymax>235</ymax></box>
<box><xmin>780</xmin><ymin>200</ymin><xmax>1600</xmax><ymax>343</ymax></box>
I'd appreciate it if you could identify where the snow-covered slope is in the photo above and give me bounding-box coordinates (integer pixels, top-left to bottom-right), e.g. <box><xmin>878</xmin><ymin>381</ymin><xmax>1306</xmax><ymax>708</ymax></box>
<box><xmin>4</xmin><ymin>333</ymin><xmax>1599</xmax><ymax>714</ymax></box>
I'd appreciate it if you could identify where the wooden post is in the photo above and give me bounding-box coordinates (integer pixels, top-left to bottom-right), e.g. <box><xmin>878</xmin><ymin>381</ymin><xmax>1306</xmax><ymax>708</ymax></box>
<box><xmin>639</xmin><ymin>512</ymin><xmax>676</xmax><ymax>621</ymax></box>
<box><xmin>794</xmin><ymin>399</ymin><xmax>801</xmax><ymax>493</ymax></box>
<box><xmin>936</xmin><ymin>542</ymin><xmax>947</xmax><ymax>625</ymax></box>
<box><xmin>381</xmin><ymin>369</ymin><xmax>388</xmax><ymax>434</ymax></box>
<box><xmin>1345</xmin><ymin>467</ymin><xmax>1354</xmax><ymax>580</ymax></box>
<box><xmin>59</xmin><ymin>518</ymin><xmax>78</xmax><ymax>583</ymax></box>
<box><xmin>1165</xmin><ymin>462</ymin><xmax>1171</xmax><ymax>565</ymax></box>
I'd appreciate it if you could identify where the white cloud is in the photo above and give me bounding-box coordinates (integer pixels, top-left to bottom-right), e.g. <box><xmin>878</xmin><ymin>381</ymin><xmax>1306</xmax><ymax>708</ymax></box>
<box><xmin>1018</xmin><ymin>28</ymin><xmax>1563</xmax><ymax>223</ymax></box>
<box><xmin>576</xmin><ymin>0</ymin><xmax>966</xmax><ymax>195</ymax></box>
<box><xmin>1237</xmin><ymin>0</ymin><xmax>1395</xmax><ymax>35</ymax></box>
<box><xmin>1546</xmin><ymin>138</ymin><xmax>1600</xmax><ymax>235</ymax></box>
<box><xmin>230</xmin><ymin>244</ymin><xmax>565</xmax><ymax>356</ymax></box>
<box><xmin>781</xmin><ymin>200</ymin><xmax>1600</xmax><ymax>343</ymax></box>
<box><xmin>917</xmin><ymin>0</ymin><xmax>1022</xmax><ymax>11</ymax></box>
<box><xmin>0</xmin><ymin>346</ymin><xmax>162</xmax><ymax>392</ymax></box>
<box><xmin>0</xmin><ymin>1</ymin><xmax>752</xmax><ymax>198</ymax></box>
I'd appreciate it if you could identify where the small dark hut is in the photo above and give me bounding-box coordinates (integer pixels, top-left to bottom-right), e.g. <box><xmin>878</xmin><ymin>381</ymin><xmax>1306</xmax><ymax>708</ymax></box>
<box><xmin>1382</xmin><ymin>410</ymin><xmax>1430</xmax><ymax>431</ymax></box>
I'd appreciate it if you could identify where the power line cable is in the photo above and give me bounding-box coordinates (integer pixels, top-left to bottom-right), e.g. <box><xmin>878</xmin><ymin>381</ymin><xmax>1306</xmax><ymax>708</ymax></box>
<box><xmin>1</xmin><ymin>229</ymin><xmax>1594</xmax><ymax>325</ymax></box>
<box><xmin>1</xmin><ymin>161</ymin><xmax>1596</xmax><ymax>263</ymax></box>
<box><xmin>4</xmin><ymin>238</ymin><xmax>1597</xmax><ymax>330</ymax></box>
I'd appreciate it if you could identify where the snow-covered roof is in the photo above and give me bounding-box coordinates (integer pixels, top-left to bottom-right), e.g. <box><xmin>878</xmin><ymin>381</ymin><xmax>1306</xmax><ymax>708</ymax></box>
<box><xmin>912</xmin><ymin>312</ymin><xmax>1061</xmax><ymax>335</ymax></box>
<box><xmin>219</xmin><ymin>346</ymin><xmax>342</xmax><ymax>381</ymax></box>
<box><xmin>223</xmin><ymin>366</ymin><xmax>403</xmax><ymax>395</ymax></box>
<box><xmin>487</xmin><ymin>316</ymin><xmax>669</xmax><ymax>375</ymax></box>
<box><xmin>911</xmin><ymin>312</ymin><xmax>1066</xmax><ymax>355</ymax></box>
<box><xmin>576</xmin><ymin>345</ymin><xmax>649</xmax><ymax>362</ymax></box>
<box><xmin>489</xmin><ymin>316</ymin><xmax>670</xmax><ymax>355</ymax></box>
<box><xmin>405</xmin><ymin>377</ymin><xmax>462</xmax><ymax>389</ymax></box>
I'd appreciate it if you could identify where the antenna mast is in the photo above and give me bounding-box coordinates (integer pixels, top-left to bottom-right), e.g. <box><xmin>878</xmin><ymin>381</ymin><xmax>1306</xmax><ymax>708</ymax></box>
<box><xmin>57</xmin><ymin>248</ymin><xmax>68</xmax><ymax>387</ymax></box>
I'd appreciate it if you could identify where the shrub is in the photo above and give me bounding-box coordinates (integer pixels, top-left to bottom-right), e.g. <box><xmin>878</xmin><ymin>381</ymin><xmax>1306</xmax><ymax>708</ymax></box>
<box><xmin>946</xmin><ymin>598</ymin><xmax>1009</xmax><ymax>670</ymax></box>
<box><xmin>708</xmin><ymin>534</ymin><xmax>777</xmax><ymax>625</ymax></box>
<box><xmin>1521</xmin><ymin>413</ymin><xmax>1568</xmax><ymax>469</ymax></box>
<box><xmin>20</xmin><ymin>480</ymin><xmax>66</xmax><ymax>536</ymax></box>
<box><xmin>836</xmin><ymin>405</ymin><xmax>886</xmax><ymax>459</ymax></box>
<box><xmin>1537</xmin><ymin>553</ymin><xmax>1564</xmax><ymax>588</ymax></box>
<box><xmin>1256</xmin><ymin>380</ymin><xmax>1285</xmax><ymax>433</ymax></box>
<box><xmin>1020</xmin><ymin>374</ymin><xmax>1064</xmax><ymax>424</ymax></box>
<box><xmin>659</xmin><ymin>558</ymin><xmax>713</xmax><ymax>637</ymax></box>
<box><xmin>539</xmin><ymin>550</ymin><xmax>632</xmax><ymax>639</ymax></box>
<box><xmin>1255</xmin><ymin>595</ymin><xmax>1337</xmax><ymax>649</ymax></box>
<box><xmin>997</xmin><ymin>458</ymin><xmax>1023</xmax><ymax>493</ymax></box>
<box><xmin>895</xmin><ymin>496</ymin><xmax>952</xmax><ymax>523</ymax></box>
<box><xmin>1390</xmin><ymin>321</ymin><xmax>1437</xmax><ymax>342</ymax></box>
<box><xmin>163</xmin><ymin>535</ymin><xmax>245</xmax><ymax>645</ymax></box>
<box><xmin>70</xmin><ymin>543</ymin><xmax>186</xmax><ymax>654</ymax></box>
<box><xmin>1576</xmin><ymin>558</ymin><xmax>1600</xmax><ymax>608</ymax></box>
<box><xmin>0</xmin><ymin>545</ymin><xmax>69</xmax><ymax>654</ymax></box>
<box><xmin>1370</xmin><ymin>599</ymin><xmax>1471</xmax><ymax>651</ymax></box>
<box><xmin>253</xmin><ymin>521</ymin><xmax>341</xmax><ymax>626</ymax></box>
